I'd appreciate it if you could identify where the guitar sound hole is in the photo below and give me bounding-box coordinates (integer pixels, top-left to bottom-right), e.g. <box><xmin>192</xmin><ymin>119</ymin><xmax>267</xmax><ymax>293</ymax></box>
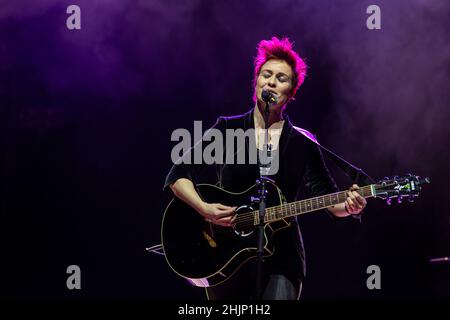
<box><xmin>233</xmin><ymin>205</ymin><xmax>255</xmax><ymax>237</ymax></box>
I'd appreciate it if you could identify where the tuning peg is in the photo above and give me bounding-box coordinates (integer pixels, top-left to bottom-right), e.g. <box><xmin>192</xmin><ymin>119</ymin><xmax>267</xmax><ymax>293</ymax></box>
<box><xmin>408</xmin><ymin>196</ymin><xmax>415</xmax><ymax>203</ymax></box>
<box><xmin>386</xmin><ymin>198</ymin><xmax>392</xmax><ymax>205</ymax></box>
<box><xmin>397</xmin><ymin>197</ymin><xmax>403</xmax><ymax>204</ymax></box>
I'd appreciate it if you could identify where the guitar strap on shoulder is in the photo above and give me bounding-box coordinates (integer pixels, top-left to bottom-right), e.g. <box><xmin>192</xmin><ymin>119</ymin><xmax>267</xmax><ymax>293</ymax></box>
<box><xmin>294</xmin><ymin>126</ymin><xmax>375</xmax><ymax>186</ymax></box>
<box><xmin>295</xmin><ymin>127</ymin><xmax>374</xmax><ymax>222</ymax></box>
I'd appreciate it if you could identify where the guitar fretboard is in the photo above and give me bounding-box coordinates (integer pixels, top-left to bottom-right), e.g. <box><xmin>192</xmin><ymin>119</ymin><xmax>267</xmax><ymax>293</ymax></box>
<box><xmin>254</xmin><ymin>185</ymin><xmax>375</xmax><ymax>225</ymax></box>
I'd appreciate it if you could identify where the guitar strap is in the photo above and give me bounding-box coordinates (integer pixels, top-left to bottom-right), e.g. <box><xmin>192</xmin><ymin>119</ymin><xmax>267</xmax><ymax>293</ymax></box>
<box><xmin>294</xmin><ymin>126</ymin><xmax>375</xmax><ymax>186</ymax></box>
<box><xmin>295</xmin><ymin>127</ymin><xmax>374</xmax><ymax>222</ymax></box>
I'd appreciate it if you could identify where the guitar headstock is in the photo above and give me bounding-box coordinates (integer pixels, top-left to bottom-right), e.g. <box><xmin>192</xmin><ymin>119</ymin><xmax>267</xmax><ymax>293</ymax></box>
<box><xmin>374</xmin><ymin>174</ymin><xmax>430</xmax><ymax>205</ymax></box>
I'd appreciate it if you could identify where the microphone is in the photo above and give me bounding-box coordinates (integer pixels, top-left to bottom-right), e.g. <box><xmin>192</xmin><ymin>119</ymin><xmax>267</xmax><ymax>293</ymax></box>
<box><xmin>261</xmin><ymin>90</ymin><xmax>277</xmax><ymax>104</ymax></box>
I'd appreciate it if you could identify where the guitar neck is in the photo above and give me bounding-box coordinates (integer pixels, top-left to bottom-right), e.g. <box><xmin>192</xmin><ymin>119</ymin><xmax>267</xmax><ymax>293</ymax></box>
<box><xmin>256</xmin><ymin>185</ymin><xmax>375</xmax><ymax>224</ymax></box>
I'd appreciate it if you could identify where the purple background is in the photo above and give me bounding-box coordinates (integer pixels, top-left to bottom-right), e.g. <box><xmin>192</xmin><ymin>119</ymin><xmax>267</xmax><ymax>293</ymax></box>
<box><xmin>1</xmin><ymin>0</ymin><xmax>449</xmax><ymax>299</ymax></box>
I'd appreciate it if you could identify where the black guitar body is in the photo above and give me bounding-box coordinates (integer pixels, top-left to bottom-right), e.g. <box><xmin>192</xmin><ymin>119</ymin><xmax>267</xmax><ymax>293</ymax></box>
<box><xmin>161</xmin><ymin>182</ymin><xmax>291</xmax><ymax>287</ymax></box>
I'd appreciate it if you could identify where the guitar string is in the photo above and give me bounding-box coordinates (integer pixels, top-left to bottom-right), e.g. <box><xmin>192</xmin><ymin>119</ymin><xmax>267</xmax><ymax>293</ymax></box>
<box><xmin>232</xmin><ymin>185</ymin><xmax>374</xmax><ymax>226</ymax></box>
<box><xmin>211</xmin><ymin>183</ymin><xmax>412</xmax><ymax>231</ymax></box>
<box><xmin>234</xmin><ymin>187</ymin><xmax>370</xmax><ymax>223</ymax></box>
<box><xmin>213</xmin><ymin>182</ymin><xmax>401</xmax><ymax>230</ymax></box>
<box><xmin>246</xmin><ymin>185</ymin><xmax>375</xmax><ymax>225</ymax></box>
<box><xmin>214</xmin><ymin>182</ymin><xmax>408</xmax><ymax>231</ymax></box>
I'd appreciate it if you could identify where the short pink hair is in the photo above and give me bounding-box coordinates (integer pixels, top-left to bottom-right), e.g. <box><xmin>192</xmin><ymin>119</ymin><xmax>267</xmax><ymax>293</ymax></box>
<box><xmin>253</xmin><ymin>36</ymin><xmax>307</xmax><ymax>102</ymax></box>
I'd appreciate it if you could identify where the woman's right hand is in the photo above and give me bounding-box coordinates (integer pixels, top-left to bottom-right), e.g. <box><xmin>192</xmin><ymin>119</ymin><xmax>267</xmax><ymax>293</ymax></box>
<box><xmin>198</xmin><ymin>202</ymin><xmax>236</xmax><ymax>227</ymax></box>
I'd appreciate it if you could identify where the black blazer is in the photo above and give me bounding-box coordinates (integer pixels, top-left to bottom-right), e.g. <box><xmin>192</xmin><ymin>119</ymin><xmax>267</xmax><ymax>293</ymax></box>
<box><xmin>164</xmin><ymin>108</ymin><xmax>338</xmax><ymax>285</ymax></box>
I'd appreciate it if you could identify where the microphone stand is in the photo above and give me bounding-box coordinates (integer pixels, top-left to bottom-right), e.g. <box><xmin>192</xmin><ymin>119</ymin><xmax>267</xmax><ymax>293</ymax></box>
<box><xmin>255</xmin><ymin>101</ymin><xmax>271</xmax><ymax>300</ymax></box>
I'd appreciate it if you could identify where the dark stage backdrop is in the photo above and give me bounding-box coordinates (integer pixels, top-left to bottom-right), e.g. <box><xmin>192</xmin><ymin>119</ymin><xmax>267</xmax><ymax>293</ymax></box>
<box><xmin>1</xmin><ymin>0</ymin><xmax>449</xmax><ymax>300</ymax></box>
